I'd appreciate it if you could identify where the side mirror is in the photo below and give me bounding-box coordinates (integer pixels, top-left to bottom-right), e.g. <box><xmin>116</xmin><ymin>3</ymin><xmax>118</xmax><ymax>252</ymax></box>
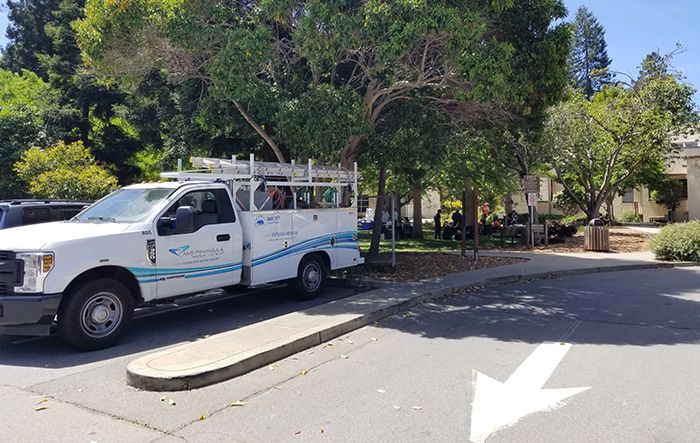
<box><xmin>175</xmin><ymin>206</ymin><xmax>196</xmax><ymax>234</ymax></box>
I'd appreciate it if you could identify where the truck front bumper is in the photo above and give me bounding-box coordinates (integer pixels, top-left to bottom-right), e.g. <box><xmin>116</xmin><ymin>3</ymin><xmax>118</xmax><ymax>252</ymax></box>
<box><xmin>0</xmin><ymin>293</ymin><xmax>62</xmax><ymax>336</ymax></box>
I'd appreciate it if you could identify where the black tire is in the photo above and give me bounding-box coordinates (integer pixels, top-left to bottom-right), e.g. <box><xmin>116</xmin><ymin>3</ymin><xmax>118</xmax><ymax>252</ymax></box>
<box><xmin>58</xmin><ymin>278</ymin><xmax>134</xmax><ymax>351</ymax></box>
<box><xmin>288</xmin><ymin>254</ymin><xmax>327</xmax><ymax>300</ymax></box>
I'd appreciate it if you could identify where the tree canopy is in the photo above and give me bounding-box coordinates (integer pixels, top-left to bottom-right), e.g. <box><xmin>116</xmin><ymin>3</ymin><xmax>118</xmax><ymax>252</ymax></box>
<box><xmin>544</xmin><ymin>54</ymin><xmax>697</xmax><ymax>220</ymax></box>
<box><xmin>570</xmin><ymin>6</ymin><xmax>612</xmax><ymax>97</ymax></box>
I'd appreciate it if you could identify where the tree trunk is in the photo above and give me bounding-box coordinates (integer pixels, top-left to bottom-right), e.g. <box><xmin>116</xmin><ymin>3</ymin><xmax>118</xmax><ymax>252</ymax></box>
<box><xmin>586</xmin><ymin>200</ymin><xmax>604</xmax><ymax>221</ymax></box>
<box><xmin>367</xmin><ymin>164</ymin><xmax>387</xmax><ymax>261</ymax></box>
<box><xmin>605</xmin><ymin>194</ymin><xmax>615</xmax><ymax>224</ymax></box>
<box><xmin>504</xmin><ymin>193</ymin><xmax>513</xmax><ymax>214</ymax></box>
<box><xmin>80</xmin><ymin>101</ymin><xmax>90</xmax><ymax>146</ymax></box>
<box><xmin>233</xmin><ymin>101</ymin><xmax>286</xmax><ymax>163</ymax></box>
<box><xmin>411</xmin><ymin>183</ymin><xmax>423</xmax><ymax>239</ymax></box>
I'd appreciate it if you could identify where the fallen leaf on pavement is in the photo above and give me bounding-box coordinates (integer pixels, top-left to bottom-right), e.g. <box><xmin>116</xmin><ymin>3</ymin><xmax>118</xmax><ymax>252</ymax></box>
<box><xmin>411</xmin><ymin>406</ymin><xmax>423</xmax><ymax>411</ymax></box>
<box><xmin>36</xmin><ymin>398</ymin><xmax>48</xmax><ymax>404</ymax></box>
<box><xmin>340</xmin><ymin>355</ymin><xmax>349</xmax><ymax>359</ymax></box>
<box><xmin>371</xmin><ymin>337</ymin><xmax>378</xmax><ymax>341</ymax></box>
<box><xmin>377</xmin><ymin>389</ymin><xmax>386</xmax><ymax>394</ymax></box>
<box><xmin>300</xmin><ymin>369</ymin><xmax>309</xmax><ymax>376</ymax></box>
<box><xmin>230</xmin><ymin>401</ymin><xmax>247</xmax><ymax>407</ymax></box>
<box><xmin>392</xmin><ymin>405</ymin><xmax>402</xmax><ymax>410</ymax></box>
<box><xmin>34</xmin><ymin>406</ymin><xmax>48</xmax><ymax>412</ymax></box>
<box><xmin>198</xmin><ymin>415</ymin><xmax>206</xmax><ymax>421</ymax></box>
<box><xmin>168</xmin><ymin>399</ymin><xmax>176</xmax><ymax>406</ymax></box>
<box><xmin>347</xmin><ymin>340</ymin><xmax>354</xmax><ymax>344</ymax></box>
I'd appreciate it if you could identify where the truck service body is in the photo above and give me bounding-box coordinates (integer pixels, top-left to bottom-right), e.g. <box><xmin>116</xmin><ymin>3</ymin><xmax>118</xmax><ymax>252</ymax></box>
<box><xmin>0</xmin><ymin>156</ymin><xmax>362</xmax><ymax>349</ymax></box>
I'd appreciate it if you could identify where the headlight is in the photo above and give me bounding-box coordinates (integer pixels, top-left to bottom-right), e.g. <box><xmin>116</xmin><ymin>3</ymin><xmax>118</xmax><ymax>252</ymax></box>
<box><xmin>15</xmin><ymin>252</ymin><xmax>54</xmax><ymax>293</ymax></box>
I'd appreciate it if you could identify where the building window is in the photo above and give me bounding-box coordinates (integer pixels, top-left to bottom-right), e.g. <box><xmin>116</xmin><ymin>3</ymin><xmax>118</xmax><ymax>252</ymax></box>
<box><xmin>358</xmin><ymin>195</ymin><xmax>370</xmax><ymax>215</ymax></box>
<box><xmin>622</xmin><ymin>189</ymin><xmax>635</xmax><ymax>203</ymax></box>
<box><xmin>678</xmin><ymin>179</ymin><xmax>688</xmax><ymax>199</ymax></box>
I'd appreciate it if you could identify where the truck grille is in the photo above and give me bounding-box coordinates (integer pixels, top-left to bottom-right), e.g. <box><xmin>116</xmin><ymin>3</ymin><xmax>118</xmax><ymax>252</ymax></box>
<box><xmin>0</xmin><ymin>251</ymin><xmax>23</xmax><ymax>295</ymax></box>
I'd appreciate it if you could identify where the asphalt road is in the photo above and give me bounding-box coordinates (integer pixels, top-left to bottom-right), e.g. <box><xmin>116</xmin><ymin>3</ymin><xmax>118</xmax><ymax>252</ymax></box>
<box><xmin>2</xmin><ymin>268</ymin><xmax>700</xmax><ymax>442</ymax></box>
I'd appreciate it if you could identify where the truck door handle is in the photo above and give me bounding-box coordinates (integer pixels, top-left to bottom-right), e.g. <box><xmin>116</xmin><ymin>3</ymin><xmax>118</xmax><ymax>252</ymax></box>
<box><xmin>217</xmin><ymin>234</ymin><xmax>231</xmax><ymax>242</ymax></box>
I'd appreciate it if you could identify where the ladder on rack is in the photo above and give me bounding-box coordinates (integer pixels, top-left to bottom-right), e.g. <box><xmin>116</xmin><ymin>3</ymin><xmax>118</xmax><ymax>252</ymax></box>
<box><xmin>160</xmin><ymin>154</ymin><xmax>359</xmax><ymax>211</ymax></box>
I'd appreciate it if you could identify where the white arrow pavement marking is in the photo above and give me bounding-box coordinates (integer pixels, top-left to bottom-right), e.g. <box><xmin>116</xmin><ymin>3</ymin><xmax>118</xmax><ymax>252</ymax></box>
<box><xmin>469</xmin><ymin>342</ymin><xmax>590</xmax><ymax>443</ymax></box>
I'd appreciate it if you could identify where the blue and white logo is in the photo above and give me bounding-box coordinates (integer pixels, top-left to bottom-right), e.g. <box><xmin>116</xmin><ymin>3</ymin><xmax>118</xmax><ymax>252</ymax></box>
<box><xmin>255</xmin><ymin>216</ymin><xmax>266</xmax><ymax>227</ymax></box>
<box><xmin>169</xmin><ymin>245</ymin><xmax>190</xmax><ymax>257</ymax></box>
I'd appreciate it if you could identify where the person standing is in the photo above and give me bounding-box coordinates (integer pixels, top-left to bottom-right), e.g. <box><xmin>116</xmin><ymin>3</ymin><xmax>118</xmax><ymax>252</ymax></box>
<box><xmin>452</xmin><ymin>209</ymin><xmax>463</xmax><ymax>230</ymax></box>
<box><xmin>433</xmin><ymin>209</ymin><xmax>442</xmax><ymax>239</ymax></box>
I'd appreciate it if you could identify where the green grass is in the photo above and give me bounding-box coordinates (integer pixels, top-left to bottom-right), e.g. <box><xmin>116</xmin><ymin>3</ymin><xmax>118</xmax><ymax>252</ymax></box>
<box><xmin>358</xmin><ymin>230</ymin><xmax>506</xmax><ymax>253</ymax></box>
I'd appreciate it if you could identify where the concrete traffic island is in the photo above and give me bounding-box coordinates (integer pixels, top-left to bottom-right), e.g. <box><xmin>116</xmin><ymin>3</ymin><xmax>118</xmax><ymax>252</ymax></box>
<box><xmin>127</xmin><ymin>251</ymin><xmax>697</xmax><ymax>391</ymax></box>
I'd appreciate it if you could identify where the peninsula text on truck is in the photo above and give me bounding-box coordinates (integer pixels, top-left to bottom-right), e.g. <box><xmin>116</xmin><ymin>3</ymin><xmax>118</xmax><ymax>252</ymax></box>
<box><xmin>0</xmin><ymin>156</ymin><xmax>363</xmax><ymax>350</ymax></box>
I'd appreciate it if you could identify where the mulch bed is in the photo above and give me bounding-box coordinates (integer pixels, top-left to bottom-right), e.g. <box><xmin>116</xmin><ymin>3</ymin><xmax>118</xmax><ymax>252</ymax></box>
<box><xmin>341</xmin><ymin>228</ymin><xmax>651</xmax><ymax>282</ymax></box>
<box><xmin>339</xmin><ymin>252</ymin><xmax>528</xmax><ymax>282</ymax></box>
<box><xmin>519</xmin><ymin>228</ymin><xmax>652</xmax><ymax>254</ymax></box>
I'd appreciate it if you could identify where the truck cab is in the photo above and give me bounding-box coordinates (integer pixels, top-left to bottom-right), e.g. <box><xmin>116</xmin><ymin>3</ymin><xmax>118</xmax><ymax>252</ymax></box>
<box><xmin>0</xmin><ymin>156</ymin><xmax>361</xmax><ymax>350</ymax></box>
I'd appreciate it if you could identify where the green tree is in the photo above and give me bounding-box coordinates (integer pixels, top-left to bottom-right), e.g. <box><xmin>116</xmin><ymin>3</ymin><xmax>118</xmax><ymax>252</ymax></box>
<box><xmin>0</xmin><ymin>69</ymin><xmax>56</xmax><ymax>198</ymax></box>
<box><xmin>544</xmin><ymin>55</ymin><xmax>696</xmax><ymax>220</ymax></box>
<box><xmin>650</xmin><ymin>177</ymin><xmax>685</xmax><ymax>223</ymax></box>
<box><xmin>570</xmin><ymin>6</ymin><xmax>612</xmax><ymax>97</ymax></box>
<box><xmin>1</xmin><ymin>0</ymin><xmax>60</xmax><ymax>78</ymax></box>
<box><xmin>77</xmin><ymin>0</ymin><xmax>570</xmax><ymax>165</ymax></box>
<box><xmin>14</xmin><ymin>140</ymin><xmax>118</xmax><ymax>200</ymax></box>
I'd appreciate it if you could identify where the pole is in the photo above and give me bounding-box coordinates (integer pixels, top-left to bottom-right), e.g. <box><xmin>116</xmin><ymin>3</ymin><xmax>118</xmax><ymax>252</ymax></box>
<box><xmin>472</xmin><ymin>188</ymin><xmax>479</xmax><ymax>263</ymax></box>
<box><xmin>391</xmin><ymin>193</ymin><xmax>396</xmax><ymax>269</ymax></box>
<box><xmin>461</xmin><ymin>177</ymin><xmax>470</xmax><ymax>257</ymax></box>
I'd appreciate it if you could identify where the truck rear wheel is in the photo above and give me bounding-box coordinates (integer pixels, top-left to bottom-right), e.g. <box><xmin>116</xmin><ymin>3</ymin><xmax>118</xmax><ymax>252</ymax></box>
<box><xmin>58</xmin><ymin>278</ymin><xmax>134</xmax><ymax>351</ymax></box>
<box><xmin>289</xmin><ymin>254</ymin><xmax>326</xmax><ymax>300</ymax></box>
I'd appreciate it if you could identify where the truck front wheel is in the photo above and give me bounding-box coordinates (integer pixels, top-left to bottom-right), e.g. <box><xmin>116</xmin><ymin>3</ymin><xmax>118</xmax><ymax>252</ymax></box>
<box><xmin>289</xmin><ymin>254</ymin><xmax>327</xmax><ymax>300</ymax></box>
<box><xmin>58</xmin><ymin>278</ymin><xmax>134</xmax><ymax>351</ymax></box>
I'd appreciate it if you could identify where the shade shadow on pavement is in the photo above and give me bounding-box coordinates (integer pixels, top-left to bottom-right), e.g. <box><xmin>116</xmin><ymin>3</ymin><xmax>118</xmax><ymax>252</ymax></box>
<box><xmin>0</xmin><ymin>283</ymin><xmax>370</xmax><ymax>369</ymax></box>
<box><xmin>375</xmin><ymin>266</ymin><xmax>700</xmax><ymax>347</ymax></box>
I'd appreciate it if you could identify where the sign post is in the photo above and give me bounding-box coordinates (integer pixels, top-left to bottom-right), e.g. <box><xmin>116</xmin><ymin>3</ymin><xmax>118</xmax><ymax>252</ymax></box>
<box><xmin>523</xmin><ymin>176</ymin><xmax>540</xmax><ymax>248</ymax></box>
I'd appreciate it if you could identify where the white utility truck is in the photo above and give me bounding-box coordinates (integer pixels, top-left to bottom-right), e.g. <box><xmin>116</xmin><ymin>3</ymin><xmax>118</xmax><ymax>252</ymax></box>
<box><xmin>0</xmin><ymin>156</ymin><xmax>362</xmax><ymax>350</ymax></box>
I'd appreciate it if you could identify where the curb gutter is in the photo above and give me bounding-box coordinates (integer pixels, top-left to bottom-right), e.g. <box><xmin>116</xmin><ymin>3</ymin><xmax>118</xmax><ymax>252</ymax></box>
<box><xmin>126</xmin><ymin>261</ymin><xmax>695</xmax><ymax>391</ymax></box>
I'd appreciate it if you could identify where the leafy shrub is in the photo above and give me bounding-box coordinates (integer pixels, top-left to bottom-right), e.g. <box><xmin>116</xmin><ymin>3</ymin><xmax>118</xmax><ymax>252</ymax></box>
<box><xmin>650</xmin><ymin>221</ymin><xmax>700</xmax><ymax>262</ymax></box>
<box><xmin>14</xmin><ymin>141</ymin><xmax>118</xmax><ymax>201</ymax></box>
<box><xmin>620</xmin><ymin>211</ymin><xmax>642</xmax><ymax>223</ymax></box>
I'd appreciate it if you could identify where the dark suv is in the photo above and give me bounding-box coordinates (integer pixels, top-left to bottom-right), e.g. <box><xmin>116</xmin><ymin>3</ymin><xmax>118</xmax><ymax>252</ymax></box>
<box><xmin>0</xmin><ymin>200</ymin><xmax>91</xmax><ymax>230</ymax></box>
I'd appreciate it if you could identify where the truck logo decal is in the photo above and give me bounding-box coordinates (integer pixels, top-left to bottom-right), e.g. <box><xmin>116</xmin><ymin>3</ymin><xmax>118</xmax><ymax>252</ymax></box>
<box><xmin>255</xmin><ymin>216</ymin><xmax>265</xmax><ymax>226</ymax></box>
<box><xmin>169</xmin><ymin>245</ymin><xmax>190</xmax><ymax>256</ymax></box>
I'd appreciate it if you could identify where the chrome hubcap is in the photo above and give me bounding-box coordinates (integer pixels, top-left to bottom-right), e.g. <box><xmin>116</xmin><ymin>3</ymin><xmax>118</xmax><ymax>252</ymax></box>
<box><xmin>80</xmin><ymin>292</ymin><xmax>123</xmax><ymax>338</ymax></box>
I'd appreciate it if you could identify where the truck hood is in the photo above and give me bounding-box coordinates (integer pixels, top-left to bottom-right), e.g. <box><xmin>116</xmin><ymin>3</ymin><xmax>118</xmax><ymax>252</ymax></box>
<box><xmin>0</xmin><ymin>221</ymin><xmax>132</xmax><ymax>251</ymax></box>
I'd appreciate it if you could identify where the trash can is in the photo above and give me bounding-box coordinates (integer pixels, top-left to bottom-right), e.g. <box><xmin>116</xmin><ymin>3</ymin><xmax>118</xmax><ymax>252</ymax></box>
<box><xmin>584</xmin><ymin>218</ymin><xmax>610</xmax><ymax>251</ymax></box>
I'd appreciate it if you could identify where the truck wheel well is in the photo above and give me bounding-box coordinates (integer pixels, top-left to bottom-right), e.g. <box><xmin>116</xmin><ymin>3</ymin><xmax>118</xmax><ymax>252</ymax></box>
<box><xmin>305</xmin><ymin>251</ymin><xmax>331</xmax><ymax>271</ymax></box>
<box><xmin>64</xmin><ymin>266</ymin><xmax>143</xmax><ymax>306</ymax></box>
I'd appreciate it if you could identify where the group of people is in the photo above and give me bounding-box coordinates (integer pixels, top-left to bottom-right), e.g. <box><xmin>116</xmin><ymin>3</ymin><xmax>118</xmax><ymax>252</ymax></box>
<box><xmin>433</xmin><ymin>205</ymin><xmax>520</xmax><ymax>240</ymax></box>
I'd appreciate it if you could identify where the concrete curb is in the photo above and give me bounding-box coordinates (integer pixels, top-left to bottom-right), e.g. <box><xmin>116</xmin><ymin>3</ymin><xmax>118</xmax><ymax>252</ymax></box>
<box><xmin>126</xmin><ymin>261</ymin><xmax>696</xmax><ymax>391</ymax></box>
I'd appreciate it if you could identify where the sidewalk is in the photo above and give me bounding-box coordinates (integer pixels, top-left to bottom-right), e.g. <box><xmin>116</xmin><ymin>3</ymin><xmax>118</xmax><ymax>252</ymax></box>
<box><xmin>127</xmin><ymin>251</ymin><xmax>695</xmax><ymax>391</ymax></box>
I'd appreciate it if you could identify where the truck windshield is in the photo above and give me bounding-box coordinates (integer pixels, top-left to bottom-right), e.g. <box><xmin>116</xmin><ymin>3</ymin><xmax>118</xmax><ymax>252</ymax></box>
<box><xmin>74</xmin><ymin>188</ymin><xmax>173</xmax><ymax>223</ymax></box>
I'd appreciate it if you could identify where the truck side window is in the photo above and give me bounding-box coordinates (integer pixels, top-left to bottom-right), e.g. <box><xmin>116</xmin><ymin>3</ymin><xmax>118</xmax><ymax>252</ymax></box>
<box><xmin>158</xmin><ymin>189</ymin><xmax>235</xmax><ymax>236</ymax></box>
<box><xmin>22</xmin><ymin>207</ymin><xmax>52</xmax><ymax>225</ymax></box>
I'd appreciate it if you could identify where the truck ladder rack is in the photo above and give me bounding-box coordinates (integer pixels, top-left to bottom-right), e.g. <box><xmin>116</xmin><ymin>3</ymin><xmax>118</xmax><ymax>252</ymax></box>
<box><xmin>160</xmin><ymin>154</ymin><xmax>359</xmax><ymax>211</ymax></box>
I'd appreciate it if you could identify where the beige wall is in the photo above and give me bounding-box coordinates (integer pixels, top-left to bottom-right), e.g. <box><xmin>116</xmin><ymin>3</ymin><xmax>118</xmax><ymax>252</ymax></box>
<box><xmin>688</xmin><ymin>156</ymin><xmax>700</xmax><ymax>220</ymax></box>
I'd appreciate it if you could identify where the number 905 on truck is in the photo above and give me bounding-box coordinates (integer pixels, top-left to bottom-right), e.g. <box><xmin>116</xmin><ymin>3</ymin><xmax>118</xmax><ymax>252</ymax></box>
<box><xmin>0</xmin><ymin>156</ymin><xmax>363</xmax><ymax>350</ymax></box>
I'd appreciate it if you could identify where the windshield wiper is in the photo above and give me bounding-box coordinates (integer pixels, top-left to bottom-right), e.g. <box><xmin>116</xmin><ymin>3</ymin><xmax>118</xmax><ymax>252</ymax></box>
<box><xmin>87</xmin><ymin>216</ymin><xmax>117</xmax><ymax>222</ymax></box>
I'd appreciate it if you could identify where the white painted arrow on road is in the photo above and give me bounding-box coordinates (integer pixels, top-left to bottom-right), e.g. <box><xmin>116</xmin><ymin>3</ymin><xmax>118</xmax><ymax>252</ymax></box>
<box><xmin>470</xmin><ymin>342</ymin><xmax>590</xmax><ymax>443</ymax></box>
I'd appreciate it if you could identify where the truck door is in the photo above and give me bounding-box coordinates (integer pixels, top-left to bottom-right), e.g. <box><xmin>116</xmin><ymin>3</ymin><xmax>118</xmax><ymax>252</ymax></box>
<box><xmin>154</xmin><ymin>188</ymin><xmax>242</xmax><ymax>298</ymax></box>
